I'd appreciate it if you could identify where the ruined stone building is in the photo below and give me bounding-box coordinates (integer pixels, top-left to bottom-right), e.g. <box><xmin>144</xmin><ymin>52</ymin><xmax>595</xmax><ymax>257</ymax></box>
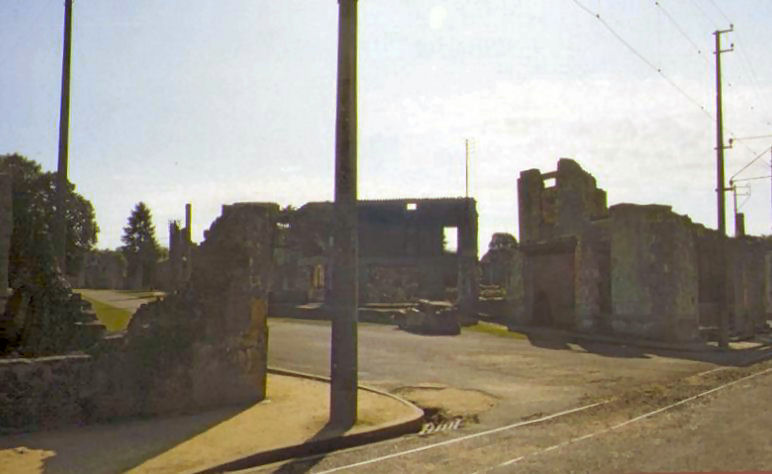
<box><xmin>1</xmin><ymin>202</ymin><xmax>272</xmax><ymax>431</ymax></box>
<box><xmin>272</xmin><ymin>198</ymin><xmax>478</xmax><ymax>309</ymax></box>
<box><xmin>157</xmin><ymin>203</ymin><xmax>195</xmax><ymax>291</ymax></box>
<box><xmin>507</xmin><ymin>158</ymin><xmax>771</xmax><ymax>342</ymax></box>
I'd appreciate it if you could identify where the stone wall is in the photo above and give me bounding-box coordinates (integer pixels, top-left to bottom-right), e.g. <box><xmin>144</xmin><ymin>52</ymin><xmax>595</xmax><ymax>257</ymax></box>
<box><xmin>520</xmin><ymin>237</ymin><xmax>577</xmax><ymax>327</ymax></box>
<box><xmin>573</xmin><ymin>224</ymin><xmax>611</xmax><ymax>332</ymax></box>
<box><xmin>518</xmin><ymin>158</ymin><xmax>607</xmax><ymax>244</ymax></box>
<box><xmin>81</xmin><ymin>250</ymin><xmax>126</xmax><ymax>289</ymax></box>
<box><xmin>162</xmin><ymin>204</ymin><xmax>195</xmax><ymax>292</ymax></box>
<box><xmin>728</xmin><ymin>237</ymin><xmax>768</xmax><ymax>336</ymax></box>
<box><xmin>609</xmin><ymin>204</ymin><xmax>699</xmax><ymax>342</ymax></box>
<box><xmin>766</xmin><ymin>251</ymin><xmax>772</xmax><ymax>320</ymax></box>
<box><xmin>273</xmin><ymin>198</ymin><xmax>478</xmax><ymax>307</ymax></box>
<box><xmin>0</xmin><ymin>355</ymin><xmax>93</xmax><ymax>432</ymax></box>
<box><xmin>0</xmin><ymin>203</ymin><xmax>274</xmax><ymax>432</ymax></box>
<box><xmin>511</xmin><ymin>158</ymin><xmax>769</xmax><ymax>343</ymax></box>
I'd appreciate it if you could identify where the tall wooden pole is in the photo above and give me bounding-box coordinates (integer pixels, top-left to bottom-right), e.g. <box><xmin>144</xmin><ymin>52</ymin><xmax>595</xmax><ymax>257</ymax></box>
<box><xmin>714</xmin><ymin>26</ymin><xmax>732</xmax><ymax>349</ymax></box>
<box><xmin>330</xmin><ymin>0</ymin><xmax>359</xmax><ymax>427</ymax></box>
<box><xmin>55</xmin><ymin>0</ymin><xmax>74</xmax><ymax>273</ymax></box>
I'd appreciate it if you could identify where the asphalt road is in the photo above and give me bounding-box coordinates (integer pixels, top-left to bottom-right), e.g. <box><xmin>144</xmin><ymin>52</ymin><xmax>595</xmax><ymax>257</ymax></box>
<box><xmin>268</xmin><ymin>318</ymin><xmax>723</xmax><ymax>428</ymax></box>
<box><xmin>260</xmin><ymin>318</ymin><xmax>771</xmax><ymax>473</ymax></box>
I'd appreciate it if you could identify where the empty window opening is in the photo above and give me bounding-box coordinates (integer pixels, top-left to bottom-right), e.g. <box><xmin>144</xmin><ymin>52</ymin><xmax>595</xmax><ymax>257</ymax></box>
<box><xmin>544</xmin><ymin>177</ymin><xmax>556</xmax><ymax>187</ymax></box>
<box><xmin>312</xmin><ymin>264</ymin><xmax>325</xmax><ymax>289</ymax></box>
<box><xmin>406</xmin><ymin>202</ymin><xmax>418</xmax><ymax>211</ymax></box>
<box><xmin>443</xmin><ymin>227</ymin><xmax>458</xmax><ymax>254</ymax></box>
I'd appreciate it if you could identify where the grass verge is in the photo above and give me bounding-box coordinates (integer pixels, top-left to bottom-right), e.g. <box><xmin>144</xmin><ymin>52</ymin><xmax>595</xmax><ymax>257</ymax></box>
<box><xmin>464</xmin><ymin>321</ymin><xmax>527</xmax><ymax>339</ymax></box>
<box><xmin>115</xmin><ymin>290</ymin><xmax>165</xmax><ymax>300</ymax></box>
<box><xmin>79</xmin><ymin>295</ymin><xmax>132</xmax><ymax>332</ymax></box>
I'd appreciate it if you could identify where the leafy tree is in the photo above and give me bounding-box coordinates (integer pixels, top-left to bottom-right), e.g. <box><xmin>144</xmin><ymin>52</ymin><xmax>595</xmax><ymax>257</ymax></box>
<box><xmin>0</xmin><ymin>153</ymin><xmax>100</xmax><ymax>355</ymax></box>
<box><xmin>0</xmin><ymin>153</ymin><xmax>98</xmax><ymax>283</ymax></box>
<box><xmin>121</xmin><ymin>202</ymin><xmax>161</xmax><ymax>288</ymax></box>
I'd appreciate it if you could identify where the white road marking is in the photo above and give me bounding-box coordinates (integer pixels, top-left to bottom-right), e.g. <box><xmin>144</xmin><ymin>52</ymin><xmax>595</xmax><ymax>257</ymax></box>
<box><xmin>314</xmin><ymin>401</ymin><xmax>608</xmax><ymax>474</ymax></box>
<box><xmin>486</xmin><ymin>367</ymin><xmax>772</xmax><ymax>472</ymax></box>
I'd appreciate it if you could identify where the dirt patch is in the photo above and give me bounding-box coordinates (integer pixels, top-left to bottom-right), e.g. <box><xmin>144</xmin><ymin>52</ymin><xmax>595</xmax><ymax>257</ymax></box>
<box><xmin>0</xmin><ymin>447</ymin><xmax>55</xmax><ymax>474</ymax></box>
<box><xmin>392</xmin><ymin>384</ymin><xmax>497</xmax><ymax>421</ymax></box>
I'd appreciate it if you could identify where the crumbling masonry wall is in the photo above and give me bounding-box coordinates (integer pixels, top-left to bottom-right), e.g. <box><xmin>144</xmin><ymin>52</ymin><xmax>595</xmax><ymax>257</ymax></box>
<box><xmin>511</xmin><ymin>158</ymin><xmax>768</xmax><ymax>343</ymax></box>
<box><xmin>273</xmin><ymin>198</ymin><xmax>478</xmax><ymax>307</ymax></box>
<box><xmin>609</xmin><ymin>204</ymin><xmax>699</xmax><ymax>341</ymax></box>
<box><xmin>0</xmin><ymin>203</ymin><xmax>274</xmax><ymax>432</ymax></box>
<box><xmin>518</xmin><ymin>158</ymin><xmax>607</xmax><ymax>243</ymax></box>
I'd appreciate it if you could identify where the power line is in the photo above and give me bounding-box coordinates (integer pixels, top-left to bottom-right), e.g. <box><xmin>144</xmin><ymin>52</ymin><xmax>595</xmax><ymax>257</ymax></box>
<box><xmin>572</xmin><ymin>0</ymin><xmax>713</xmax><ymax>121</ymax></box>
<box><xmin>654</xmin><ymin>1</ymin><xmax>710</xmax><ymax>64</ymax></box>
<box><xmin>732</xmin><ymin>35</ymin><xmax>772</xmax><ymax>128</ymax></box>
<box><xmin>732</xmin><ymin>134</ymin><xmax>772</xmax><ymax>142</ymax></box>
<box><xmin>572</xmin><ymin>0</ymin><xmax>764</xmax><ymax>166</ymax></box>
<box><xmin>730</xmin><ymin>145</ymin><xmax>772</xmax><ymax>181</ymax></box>
<box><xmin>688</xmin><ymin>0</ymin><xmax>719</xmax><ymax>29</ymax></box>
<box><xmin>706</xmin><ymin>0</ymin><xmax>733</xmax><ymax>26</ymax></box>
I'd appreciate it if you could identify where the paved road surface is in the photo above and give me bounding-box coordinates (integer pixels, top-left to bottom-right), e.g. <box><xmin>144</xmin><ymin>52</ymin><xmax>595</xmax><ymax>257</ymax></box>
<box><xmin>269</xmin><ymin>318</ymin><xmax>731</xmax><ymax>427</ymax></box>
<box><xmin>260</xmin><ymin>318</ymin><xmax>771</xmax><ymax>473</ymax></box>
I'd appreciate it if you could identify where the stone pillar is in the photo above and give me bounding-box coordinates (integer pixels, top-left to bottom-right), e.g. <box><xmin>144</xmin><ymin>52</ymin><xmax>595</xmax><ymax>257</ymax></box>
<box><xmin>517</xmin><ymin>169</ymin><xmax>543</xmax><ymax>243</ymax></box>
<box><xmin>0</xmin><ymin>173</ymin><xmax>11</xmax><ymax>314</ymax></box>
<box><xmin>184</xmin><ymin>203</ymin><xmax>192</xmax><ymax>243</ymax></box>
<box><xmin>609</xmin><ymin>204</ymin><xmax>699</xmax><ymax>342</ymax></box>
<box><xmin>457</xmin><ymin>198</ymin><xmax>479</xmax><ymax>315</ymax></box>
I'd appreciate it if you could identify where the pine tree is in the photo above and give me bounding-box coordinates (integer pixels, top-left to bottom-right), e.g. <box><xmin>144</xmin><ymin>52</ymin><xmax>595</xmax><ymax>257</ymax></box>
<box><xmin>121</xmin><ymin>202</ymin><xmax>160</xmax><ymax>288</ymax></box>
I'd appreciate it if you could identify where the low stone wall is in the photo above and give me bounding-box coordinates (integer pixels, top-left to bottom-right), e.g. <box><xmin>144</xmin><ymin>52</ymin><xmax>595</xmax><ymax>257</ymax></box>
<box><xmin>0</xmin><ymin>325</ymin><xmax>267</xmax><ymax>433</ymax></box>
<box><xmin>0</xmin><ymin>354</ymin><xmax>92</xmax><ymax>431</ymax></box>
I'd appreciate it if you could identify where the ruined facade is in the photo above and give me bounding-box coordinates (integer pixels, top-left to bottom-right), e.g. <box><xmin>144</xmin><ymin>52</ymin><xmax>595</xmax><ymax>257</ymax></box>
<box><xmin>272</xmin><ymin>198</ymin><xmax>478</xmax><ymax>309</ymax></box>
<box><xmin>161</xmin><ymin>203</ymin><xmax>195</xmax><ymax>292</ymax></box>
<box><xmin>1</xmin><ymin>203</ymin><xmax>273</xmax><ymax>432</ymax></box>
<box><xmin>508</xmin><ymin>158</ymin><xmax>770</xmax><ymax>342</ymax></box>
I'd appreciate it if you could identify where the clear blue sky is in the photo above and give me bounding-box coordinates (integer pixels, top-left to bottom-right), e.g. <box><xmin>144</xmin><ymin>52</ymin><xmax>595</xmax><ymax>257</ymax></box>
<box><xmin>2</xmin><ymin>1</ymin><xmax>771</xmax><ymax>250</ymax></box>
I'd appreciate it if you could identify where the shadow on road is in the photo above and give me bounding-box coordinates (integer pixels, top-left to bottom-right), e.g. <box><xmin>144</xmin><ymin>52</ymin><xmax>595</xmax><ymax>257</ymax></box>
<box><xmin>271</xmin><ymin>420</ymin><xmax>353</xmax><ymax>474</ymax></box>
<box><xmin>0</xmin><ymin>403</ymin><xmax>250</xmax><ymax>474</ymax></box>
<box><xmin>516</xmin><ymin>324</ymin><xmax>771</xmax><ymax>367</ymax></box>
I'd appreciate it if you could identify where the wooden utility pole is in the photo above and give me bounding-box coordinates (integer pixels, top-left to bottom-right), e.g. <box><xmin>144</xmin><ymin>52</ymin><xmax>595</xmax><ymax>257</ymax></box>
<box><xmin>330</xmin><ymin>0</ymin><xmax>359</xmax><ymax>428</ymax></box>
<box><xmin>465</xmin><ymin>139</ymin><xmax>470</xmax><ymax>198</ymax></box>
<box><xmin>55</xmin><ymin>0</ymin><xmax>74</xmax><ymax>273</ymax></box>
<box><xmin>714</xmin><ymin>26</ymin><xmax>733</xmax><ymax>349</ymax></box>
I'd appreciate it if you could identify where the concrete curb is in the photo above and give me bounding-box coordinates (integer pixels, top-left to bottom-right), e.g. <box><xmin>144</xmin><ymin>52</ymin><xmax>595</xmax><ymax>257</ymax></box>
<box><xmin>192</xmin><ymin>368</ymin><xmax>424</xmax><ymax>473</ymax></box>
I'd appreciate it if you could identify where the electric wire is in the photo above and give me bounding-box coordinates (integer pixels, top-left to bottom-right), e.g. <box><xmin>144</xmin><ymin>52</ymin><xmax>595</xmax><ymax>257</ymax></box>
<box><xmin>572</xmin><ymin>0</ymin><xmax>713</xmax><ymax>121</ymax></box>
<box><xmin>700</xmin><ymin>1</ymin><xmax>772</xmax><ymax>129</ymax></box>
<box><xmin>654</xmin><ymin>1</ymin><xmax>710</xmax><ymax>65</ymax></box>
<box><xmin>730</xmin><ymin>145</ymin><xmax>772</xmax><ymax>181</ymax></box>
<box><xmin>706</xmin><ymin>0</ymin><xmax>733</xmax><ymax>26</ymax></box>
<box><xmin>572</xmin><ymin>0</ymin><xmax>763</xmax><ymax>163</ymax></box>
<box><xmin>688</xmin><ymin>0</ymin><xmax>719</xmax><ymax>29</ymax></box>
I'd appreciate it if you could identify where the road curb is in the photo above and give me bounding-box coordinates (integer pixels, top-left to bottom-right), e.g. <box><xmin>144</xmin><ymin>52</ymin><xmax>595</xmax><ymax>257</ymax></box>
<box><xmin>192</xmin><ymin>368</ymin><xmax>424</xmax><ymax>473</ymax></box>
